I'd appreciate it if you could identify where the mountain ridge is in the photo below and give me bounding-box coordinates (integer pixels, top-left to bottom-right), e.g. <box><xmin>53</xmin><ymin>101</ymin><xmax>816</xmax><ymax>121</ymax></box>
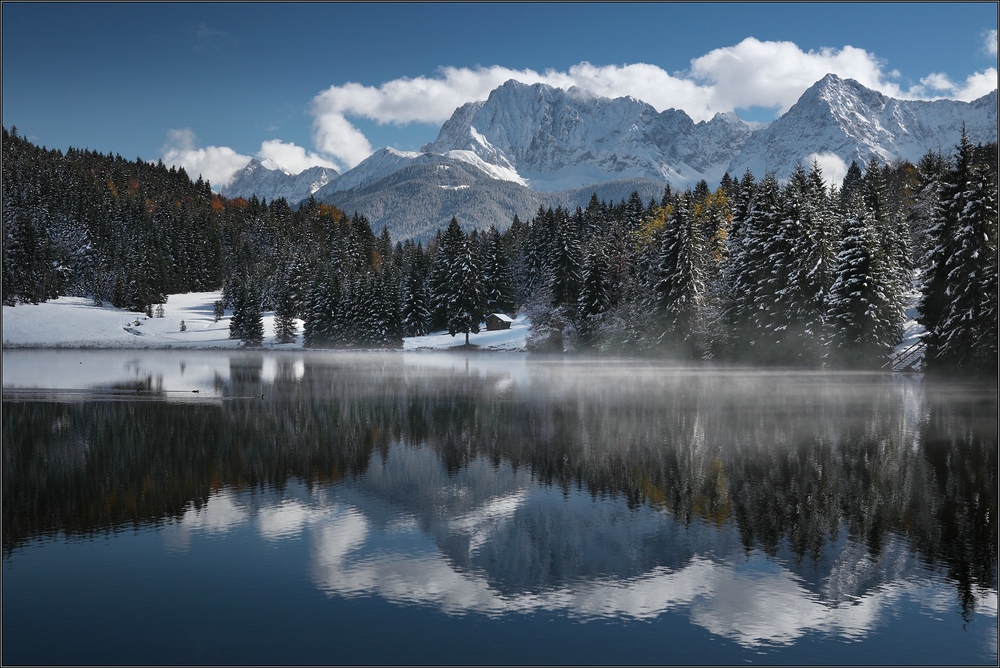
<box><xmin>221</xmin><ymin>74</ymin><xmax>997</xmax><ymax>239</ymax></box>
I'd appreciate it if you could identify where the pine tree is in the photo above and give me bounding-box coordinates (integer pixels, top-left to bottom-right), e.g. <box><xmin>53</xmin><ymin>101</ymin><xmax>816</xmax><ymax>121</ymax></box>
<box><xmin>228</xmin><ymin>276</ymin><xmax>264</xmax><ymax>346</ymax></box>
<box><xmin>919</xmin><ymin>132</ymin><xmax>998</xmax><ymax>373</ymax></box>
<box><xmin>724</xmin><ymin>172</ymin><xmax>781</xmax><ymax>363</ymax></box>
<box><xmin>480</xmin><ymin>225</ymin><xmax>516</xmax><ymax>315</ymax></box>
<box><xmin>577</xmin><ymin>240</ymin><xmax>612</xmax><ymax>347</ymax></box>
<box><xmin>773</xmin><ymin>163</ymin><xmax>835</xmax><ymax>366</ymax></box>
<box><xmin>273</xmin><ymin>280</ymin><xmax>298</xmax><ymax>344</ymax></box>
<box><xmin>828</xmin><ymin>190</ymin><xmax>903</xmax><ymax>368</ymax></box>
<box><xmin>548</xmin><ymin>208</ymin><xmax>583</xmax><ymax>317</ymax></box>
<box><xmin>400</xmin><ymin>261</ymin><xmax>430</xmax><ymax>338</ymax></box>
<box><xmin>651</xmin><ymin>193</ymin><xmax>705</xmax><ymax>357</ymax></box>
<box><xmin>304</xmin><ymin>261</ymin><xmax>340</xmax><ymax>348</ymax></box>
<box><xmin>432</xmin><ymin>218</ymin><xmax>484</xmax><ymax>345</ymax></box>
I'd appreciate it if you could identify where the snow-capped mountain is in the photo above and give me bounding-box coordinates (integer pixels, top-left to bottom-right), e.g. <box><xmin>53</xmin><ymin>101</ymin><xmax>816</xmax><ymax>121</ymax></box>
<box><xmin>322</xmin><ymin>145</ymin><xmax>527</xmax><ymax>196</ymax></box>
<box><xmin>226</xmin><ymin>74</ymin><xmax>996</xmax><ymax>238</ymax></box>
<box><xmin>726</xmin><ymin>73</ymin><xmax>999</xmax><ymax>179</ymax></box>
<box><xmin>221</xmin><ymin>158</ymin><xmax>339</xmax><ymax>203</ymax></box>
<box><xmin>421</xmin><ymin>80</ymin><xmax>756</xmax><ymax>191</ymax></box>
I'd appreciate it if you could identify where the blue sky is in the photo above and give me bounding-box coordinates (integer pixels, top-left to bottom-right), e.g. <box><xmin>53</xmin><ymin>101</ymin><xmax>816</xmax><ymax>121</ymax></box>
<box><xmin>3</xmin><ymin>2</ymin><xmax>997</xmax><ymax>188</ymax></box>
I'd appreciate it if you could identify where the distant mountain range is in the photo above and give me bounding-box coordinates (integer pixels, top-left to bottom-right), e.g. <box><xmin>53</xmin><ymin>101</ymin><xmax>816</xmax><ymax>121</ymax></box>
<box><xmin>221</xmin><ymin>74</ymin><xmax>998</xmax><ymax>241</ymax></box>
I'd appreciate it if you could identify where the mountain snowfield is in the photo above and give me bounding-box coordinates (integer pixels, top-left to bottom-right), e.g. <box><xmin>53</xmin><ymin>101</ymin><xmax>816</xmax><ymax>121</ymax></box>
<box><xmin>218</xmin><ymin>74</ymin><xmax>997</xmax><ymax>238</ymax></box>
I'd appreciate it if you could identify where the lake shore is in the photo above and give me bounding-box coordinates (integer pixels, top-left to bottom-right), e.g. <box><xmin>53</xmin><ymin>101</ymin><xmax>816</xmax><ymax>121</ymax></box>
<box><xmin>1</xmin><ymin>291</ymin><xmax>530</xmax><ymax>352</ymax></box>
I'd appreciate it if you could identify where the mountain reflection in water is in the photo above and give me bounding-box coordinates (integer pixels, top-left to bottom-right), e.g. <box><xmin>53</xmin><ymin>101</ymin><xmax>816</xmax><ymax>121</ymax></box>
<box><xmin>3</xmin><ymin>350</ymin><xmax>997</xmax><ymax>657</ymax></box>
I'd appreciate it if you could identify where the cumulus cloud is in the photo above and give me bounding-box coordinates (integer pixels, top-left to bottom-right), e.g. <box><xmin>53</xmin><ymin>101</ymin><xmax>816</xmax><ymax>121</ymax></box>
<box><xmin>167</xmin><ymin>37</ymin><xmax>1000</xmax><ymax>179</ymax></box>
<box><xmin>805</xmin><ymin>152</ymin><xmax>850</xmax><ymax>189</ymax></box>
<box><xmin>917</xmin><ymin>68</ymin><xmax>999</xmax><ymax>100</ymax></box>
<box><xmin>689</xmin><ymin>38</ymin><xmax>909</xmax><ymax>112</ymax></box>
<box><xmin>161</xmin><ymin>128</ymin><xmax>251</xmax><ymax>189</ymax></box>
<box><xmin>310</xmin><ymin>38</ymin><xmax>992</xmax><ymax>169</ymax></box>
<box><xmin>309</xmin><ymin>62</ymin><xmax>719</xmax><ymax>168</ymax></box>
<box><xmin>258</xmin><ymin>139</ymin><xmax>339</xmax><ymax>174</ymax></box>
<box><xmin>985</xmin><ymin>29</ymin><xmax>998</xmax><ymax>57</ymax></box>
<box><xmin>161</xmin><ymin>130</ymin><xmax>344</xmax><ymax>190</ymax></box>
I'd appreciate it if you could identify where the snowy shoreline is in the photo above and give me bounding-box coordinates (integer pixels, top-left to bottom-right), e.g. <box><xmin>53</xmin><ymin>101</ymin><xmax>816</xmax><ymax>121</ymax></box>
<box><xmin>1</xmin><ymin>291</ymin><xmax>530</xmax><ymax>352</ymax></box>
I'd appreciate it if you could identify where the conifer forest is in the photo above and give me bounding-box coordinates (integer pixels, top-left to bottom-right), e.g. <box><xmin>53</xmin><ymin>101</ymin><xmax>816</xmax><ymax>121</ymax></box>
<box><xmin>3</xmin><ymin>126</ymin><xmax>996</xmax><ymax>374</ymax></box>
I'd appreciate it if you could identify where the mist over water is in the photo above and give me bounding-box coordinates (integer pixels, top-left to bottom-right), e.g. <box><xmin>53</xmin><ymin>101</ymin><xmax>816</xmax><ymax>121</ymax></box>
<box><xmin>3</xmin><ymin>350</ymin><xmax>996</xmax><ymax>665</ymax></box>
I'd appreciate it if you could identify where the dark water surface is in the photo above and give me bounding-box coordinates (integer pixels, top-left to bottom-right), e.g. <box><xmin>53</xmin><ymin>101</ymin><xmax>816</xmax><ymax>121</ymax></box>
<box><xmin>3</xmin><ymin>349</ymin><xmax>997</xmax><ymax>665</ymax></box>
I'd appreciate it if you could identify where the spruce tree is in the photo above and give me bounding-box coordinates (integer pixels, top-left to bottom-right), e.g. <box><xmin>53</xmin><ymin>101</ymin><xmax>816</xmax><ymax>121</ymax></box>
<box><xmin>652</xmin><ymin>193</ymin><xmax>705</xmax><ymax>357</ymax></box>
<box><xmin>919</xmin><ymin>132</ymin><xmax>999</xmax><ymax>373</ymax></box>
<box><xmin>549</xmin><ymin>209</ymin><xmax>583</xmax><ymax>317</ymax></box>
<box><xmin>828</xmin><ymin>191</ymin><xmax>902</xmax><ymax>368</ymax></box>
<box><xmin>724</xmin><ymin>172</ymin><xmax>780</xmax><ymax>363</ymax></box>
<box><xmin>273</xmin><ymin>281</ymin><xmax>298</xmax><ymax>344</ymax></box>
<box><xmin>577</xmin><ymin>240</ymin><xmax>612</xmax><ymax>347</ymax></box>
<box><xmin>480</xmin><ymin>225</ymin><xmax>516</xmax><ymax>315</ymax></box>
<box><xmin>401</xmin><ymin>262</ymin><xmax>430</xmax><ymax>338</ymax></box>
<box><xmin>774</xmin><ymin>163</ymin><xmax>835</xmax><ymax>366</ymax></box>
<box><xmin>433</xmin><ymin>218</ymin><xmax>484</xmax><ymax>345</ymax></box>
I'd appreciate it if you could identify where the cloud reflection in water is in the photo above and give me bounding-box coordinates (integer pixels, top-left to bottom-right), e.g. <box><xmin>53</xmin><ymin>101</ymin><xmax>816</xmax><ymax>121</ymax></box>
<box><xmin>161</xmin><ymin>442</ymin><xmax>998</xmax><ymax>649</ymax></box>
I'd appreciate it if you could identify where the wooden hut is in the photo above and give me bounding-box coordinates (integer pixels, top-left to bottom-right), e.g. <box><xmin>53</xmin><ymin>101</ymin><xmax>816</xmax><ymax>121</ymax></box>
<box><xmin>485</xmin><ymin>313</ymin><xmax>513</xmax><ymax>331</ymax></box>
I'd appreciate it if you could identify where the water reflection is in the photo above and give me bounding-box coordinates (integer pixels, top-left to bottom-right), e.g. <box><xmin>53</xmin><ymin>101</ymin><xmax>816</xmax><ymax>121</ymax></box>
<box><xmin>3</xmin><ymin>350</ymin><xmax>997</xmax><ymax>656</ymax></box>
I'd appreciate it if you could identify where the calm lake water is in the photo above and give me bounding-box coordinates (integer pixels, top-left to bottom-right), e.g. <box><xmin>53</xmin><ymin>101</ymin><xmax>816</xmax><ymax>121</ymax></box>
<box><xmin>3</xmin><ymin>349</ymin><xmax>997</xmax><ymax>665</ymax></box>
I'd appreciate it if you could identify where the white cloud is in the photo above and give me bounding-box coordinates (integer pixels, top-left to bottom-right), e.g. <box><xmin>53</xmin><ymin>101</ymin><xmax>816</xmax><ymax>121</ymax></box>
<box><xmin>985</xmin><ymin>29</ymin><xmax>998</xmax><ymax>57</ymax></box>
<box><xmin>689</xmin><ymin>38</ymin><xmax>909</xmax><ymax>112</ymax></box>
<box><xmin>309</xmin><ymin>38</ymin><xmax>988</xmax><ymax>169</ymax></box>
<box><xmin>310</xmin><ymin>109</ymin><xmax>375</xmax><ymax>171</ymax></box>
<box><xmin>161</xmin><ymin>130</ymin><xmax>345</xmax><ymax>191</ymax></box>
<box><xmin>917</xmin><ymin>68</ymin><xmax>998</xmax><ymax>100</ymax></box>
<box><xmin>167</xmin><ymin>37</ymin><xmax>1000</xmax><ymax>181</ymax></box>
<box><xmin>257</xmin><ymin>139</ymin><xmax>339</xmax><ymax>174</ymax></box>
<box><xmin>161</xmin><ymin>128</ymin><xmax>251</xmax><ymax>189</ymax></box>
<box><xmin>805</xmin><ymin>152</ymin><xmax>850</xmax><ymax>189</ymax></box>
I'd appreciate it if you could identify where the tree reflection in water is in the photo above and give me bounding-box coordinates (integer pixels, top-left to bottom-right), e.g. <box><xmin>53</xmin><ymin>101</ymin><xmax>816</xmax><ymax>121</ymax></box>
<box><xmin>3</xmin><ymin>353</ymin><xmax>996</xmax><ymax>629</ymax></box>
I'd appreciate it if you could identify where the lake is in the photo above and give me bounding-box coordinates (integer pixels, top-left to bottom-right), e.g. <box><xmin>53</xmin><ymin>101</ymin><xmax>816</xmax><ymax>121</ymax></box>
<box><xmin>2</xmin><ymin>349</ymin><xmax>997</xmax><ymax>665</ymax></box>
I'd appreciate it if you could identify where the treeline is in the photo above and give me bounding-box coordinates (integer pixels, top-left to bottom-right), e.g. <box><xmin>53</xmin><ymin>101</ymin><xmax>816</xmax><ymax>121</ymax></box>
<box><xmin>2</xmin><ymin>126</ymin><xmax>996</xmax><ymax>373</ymax></box>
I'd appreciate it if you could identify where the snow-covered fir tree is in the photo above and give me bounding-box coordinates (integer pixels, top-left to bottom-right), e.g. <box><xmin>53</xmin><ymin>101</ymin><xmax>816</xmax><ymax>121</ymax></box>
<box><xmin>228</xmin><ymin>276</ymin><xmax>264</xmax><ymax>346</ymax></box>
<box><xmin>480</xmin><ymin>225</ymin><xmax>516</xmax><ymax>316</ymax></box>
<box><xmin>576</xmin><ymin>239</ymin><xmax>613</xmax><ymax>348</ymax></box>
<box><xmin>827</xmin><ymin>190</ymin><xmax>903</xmax><ymax>368</ymax></box>
<box><xmin>773</xmin><ymin>163</ymin><xmax>836</xmax><ymax>366</ymax></box>
<box><xmin>432</xmin><ymin>217</ymin><xmax>484</xmax><ymax>345</ymax></box>
<box><xmin>651</xmin><ymin>193</ymin><xmax>706</xmax><ymax>357</ymax></box>
<box><xmin>400</xmin><ymin>259</ymin><xmax>430</xmax><ymax>337</ymax></box>
<box><xmin>919</xmin><ymin>131</ymin><xmax>999</xmax><ymax>373</ymax></box>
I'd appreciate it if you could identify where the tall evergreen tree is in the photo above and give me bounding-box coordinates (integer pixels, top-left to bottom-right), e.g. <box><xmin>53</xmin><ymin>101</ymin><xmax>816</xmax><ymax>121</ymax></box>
<box><xmin>577</xmin><ymin>240</ymin><xmax>613</xmax><ymax>347</ymax></box>
<box><xmin>228</xmin><ymin>276</ymin><xmax>264</xmax><ymax>346</ymax></box>
<box><xmin>724</xmin><ymin>172</ymin><xmax>781</xmax><ymax>363</ymax></box>
<box><xmin>919</xmin><ymin>132</ymin><xmax>999</xmax><ymax>373</ymax></box>
<box><xmin>433</xmin><ymin>218</ymin><xmax>484</xmax><ymax>345</ymax></box>
<box><xmin>400</xmin><ymin>260</ymin><xmax>430</xmax><ymax>338</ymax></box>
<box><xmin>549</xmin><ymin>208</ymin><xmax>583</xmax><ymax>317</ymax></box>
<box><xmin>273</xmin><ymin>277</ymin><xmax>298</xmax><ymax>345</ymax></box>
<box><xmin>773</xmin><ymin>163</ymin><xmax>835</xmax><ymax>366</ymax></box>
<box><xmin>828</xmin><ymin>191</ymin><xmax>903</xmax><ymax>368</ymax></box>
<box><xmin>480</xmin><ymin>225</ymin><xmax>516</xmax><ymax>315</ymax></box>
<box><xmin>651</xmin><ymin>193</ymin><xmax>705</xmax><ymax>357</ymax></box>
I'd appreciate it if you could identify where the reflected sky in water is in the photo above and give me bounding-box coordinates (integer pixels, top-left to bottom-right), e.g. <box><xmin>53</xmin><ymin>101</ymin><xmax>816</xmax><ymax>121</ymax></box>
<box><xmin>3</xmin><ymin>349</ymin><xmax>997</xmax><ymax>665</ymax></box>
<box><xmin>155</xmin><ymin>450</ymin><xmax>995</xmax><ymax>653</ymax></box>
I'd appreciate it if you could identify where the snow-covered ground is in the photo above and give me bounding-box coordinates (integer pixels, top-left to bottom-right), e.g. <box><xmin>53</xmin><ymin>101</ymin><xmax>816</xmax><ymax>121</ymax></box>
<box><xmin>1</xmin><ymin>289</ymin><xmax>923</xmax><ymax>360</ymax></box>
<box><xmin>1</xmin><ymin>291</ymin><xmax>530</xmax><ymax>352</ymax></box>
